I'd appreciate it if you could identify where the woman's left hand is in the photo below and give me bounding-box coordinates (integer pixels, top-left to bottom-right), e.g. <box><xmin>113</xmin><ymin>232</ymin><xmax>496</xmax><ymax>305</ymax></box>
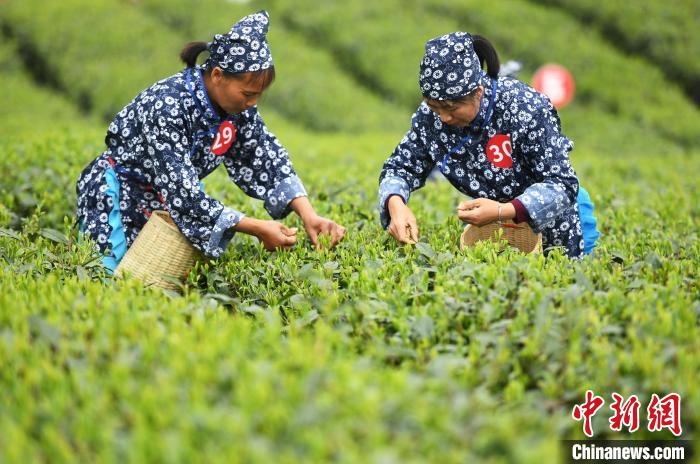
<box><xmin>303</xmin><ymin>214</ymin><xmax>346</xmax><ymax>249</ymax></box>
<box><xmin>457</xmin><ymin>198</ymin><xmax>510</xmax><ymax>226</ymax></box>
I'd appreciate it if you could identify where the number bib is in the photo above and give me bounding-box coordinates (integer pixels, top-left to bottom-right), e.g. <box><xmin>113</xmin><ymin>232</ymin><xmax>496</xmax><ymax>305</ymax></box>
<box><xmin>486</xmin><ymin>134</ymin><xmax>513</xmax><ymax>169</ymax></box>
<box><xmin>211</xmin><ymin>121</ymin><xmax>236</xmax><ymax>156</ymax></box>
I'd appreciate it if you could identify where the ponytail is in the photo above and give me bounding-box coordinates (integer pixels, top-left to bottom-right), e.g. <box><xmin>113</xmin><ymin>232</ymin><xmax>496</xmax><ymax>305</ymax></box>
<box><xmin>472</xmin><ymin>35</ymin><xmax>500</xmax><ymax>79</ymax></box>
<box><xmin>180</xmin><ymin>42</ymin><xmax>209</xmax><ymax>68</ymax></box>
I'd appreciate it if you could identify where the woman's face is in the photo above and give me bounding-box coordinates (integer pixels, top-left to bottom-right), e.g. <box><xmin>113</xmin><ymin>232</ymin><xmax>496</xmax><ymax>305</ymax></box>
<box><xmin>425</xmin><ymin>86</ymin><xmax>484</xmax><ymax>128</ymax></box>
<box><xmin>207</xmin><ymin>67</ymin><xmax>266</xmax><ymax>115</ymax></box>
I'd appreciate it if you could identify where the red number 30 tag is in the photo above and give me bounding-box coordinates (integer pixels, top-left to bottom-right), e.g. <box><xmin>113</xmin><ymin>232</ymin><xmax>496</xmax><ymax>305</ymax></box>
<box><xmin>211</xmin><ymin>121</ymin><xmax>236</xmax><ymax>156</ymax></box>
<box><xmin>486</xmin><ymin>134</ymin><xmax>513</xmax><ymax>169</ymax></box>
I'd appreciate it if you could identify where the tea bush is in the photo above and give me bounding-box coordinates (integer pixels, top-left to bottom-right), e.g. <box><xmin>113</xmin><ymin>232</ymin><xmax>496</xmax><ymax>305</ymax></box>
<box><xmin>1</xmin><ymin>123</ymin><xmax>698</xmax><ymax>462</ymax></box>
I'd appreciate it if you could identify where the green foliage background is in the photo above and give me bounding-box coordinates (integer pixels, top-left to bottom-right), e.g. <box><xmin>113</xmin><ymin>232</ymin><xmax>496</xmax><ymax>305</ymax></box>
<box><xmin>0</xmin><ymin>0</ymin><xmax>698</xmax><ymax>462</ymax></box>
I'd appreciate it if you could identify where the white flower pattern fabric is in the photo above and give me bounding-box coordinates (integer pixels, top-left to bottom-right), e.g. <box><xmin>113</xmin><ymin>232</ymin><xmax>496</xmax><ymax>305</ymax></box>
<box><xmin>206</xmin><ymin>10</ymin><xmax>273</xmax><ymax>73</ymax></box>
<box><xmin>420</xmin><ymin>32</ymin><xmax>482</xmax><ymax>100</ymax></box>
<box><xmin>379</xmin><ymin>71</ymin><xmax>585</xmax><ymax>258</ymax></box>
<box><xmin>77</xmin><ymin>66</ymin><xmax>306</xmax><ymax>260</ymax></box>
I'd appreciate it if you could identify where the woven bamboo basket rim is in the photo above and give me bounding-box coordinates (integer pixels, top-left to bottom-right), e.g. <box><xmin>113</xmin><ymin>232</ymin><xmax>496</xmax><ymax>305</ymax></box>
<box><xmin>460</xmin><ymin>220</ymin><xmax>542</xmax><ymax>254</ymax></box>
<box><xmin>115</xmin><ymin>210</ymin><xmax>201</xmax><ymax>291</ymax></box>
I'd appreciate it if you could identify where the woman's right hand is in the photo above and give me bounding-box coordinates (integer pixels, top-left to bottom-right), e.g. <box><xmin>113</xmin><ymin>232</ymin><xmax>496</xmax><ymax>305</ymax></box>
<box><xmin>235</xmin><ymin>218</ymin><xmax>297</xmax><ymax>251</ymax></box>
<box><xmin>256</xmin><ymin>221</ymin><xmax>297</xmax><ymax>251</ymax></box>
<box><xmin>386</xmin><ymin>195</ymin><xmax>419</xmax><ymax>244</ymax></box>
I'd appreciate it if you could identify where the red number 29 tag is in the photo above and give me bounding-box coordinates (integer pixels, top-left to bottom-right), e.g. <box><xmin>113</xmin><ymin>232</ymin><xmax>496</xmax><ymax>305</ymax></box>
<box><xmin>486</xmin><ymin>134</ymin><xmax>513</xmax><ymax>169</ymax></box>
<box><xmin>211</xmin><ymin>121</ymin><xmax>236</xmax><ymax>156</ymax></box>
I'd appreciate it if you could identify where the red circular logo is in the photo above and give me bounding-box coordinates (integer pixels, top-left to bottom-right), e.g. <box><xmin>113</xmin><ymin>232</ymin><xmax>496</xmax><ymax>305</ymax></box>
<box><xmin>532</xmin><ymin>64</ymin><xmax>575</xmax><ymax>109</ymax></box>
<box><xmin>211</xmin><ymin>121</ymin><xmax>236</xmax><ymax>156</ymax></box>
<box><xmin>486</xmin><ymin>134</ymin><xmax>513</xmax><ymax>169</ymax></box>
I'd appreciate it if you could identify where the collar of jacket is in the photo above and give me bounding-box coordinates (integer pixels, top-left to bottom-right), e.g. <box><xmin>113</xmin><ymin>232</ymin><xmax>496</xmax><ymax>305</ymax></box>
<box><xmin>187</xmin><ymin>66</ymin><xmax>224</xmax><ymax>127</ymax></box>
<box><xmin>464</xmin><ymin>71</ymin><xmax>494</xmax><ymax>133</ymax></box>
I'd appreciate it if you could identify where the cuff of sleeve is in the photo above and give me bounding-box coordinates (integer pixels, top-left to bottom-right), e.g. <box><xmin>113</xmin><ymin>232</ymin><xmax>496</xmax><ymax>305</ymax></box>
<box><xmin>516</xmin><ymin>182</ymin><xmax>574</xmax><ymax>233</ymax></box>
<box><xmin>510</xmin><ymin>199</ymin><xmax>530</xmax><ymax>224</ymax></box>
<box><xmin>265</xmin><ymin>175</ymin><xmax>308</xmax><ymax>219</ymax></box>
<box><xmin>378</xmin><ymin>176</ymin><xmax>411</xmax><ymax>229</ymax></box>
<box><xmin>206</xmin><ymin>206</ymin><xmax>245</xmax><ymax>258</ymax></box>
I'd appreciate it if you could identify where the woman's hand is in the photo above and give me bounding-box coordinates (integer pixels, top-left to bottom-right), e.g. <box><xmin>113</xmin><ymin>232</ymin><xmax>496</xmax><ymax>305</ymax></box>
<box><xmin>290</xmin><ymin>196</ymin><xmax>345</xmax><ymax>249</ymax></box>
<box><xmin>234</xmin><ymin>217</ymin><xmax>297</xmax><ymax>251</ymax></box>
<box><xmin>302</xmin><ymin>214</ymin><xmax>345</xmax><ymax>249</ymax></box>
<box><xmin>387</xmin><ymin>195</ymin><xmax>418</xmax><ymax>244</ymax></box>
<box><xmin>457</xmin><ymin>198</ymin><xmax>515</xmax><ymax>226</ymax></box>
<box><xmin>256</xmin><ymin>221</ymin><xmax>298</xmax><ymax>251</ymax></box>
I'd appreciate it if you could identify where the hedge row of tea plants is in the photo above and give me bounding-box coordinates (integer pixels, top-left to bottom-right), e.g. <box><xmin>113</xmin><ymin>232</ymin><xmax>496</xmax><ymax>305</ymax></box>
<box><xmin>535</xmin><ymin>0</ymin><xmax>700</xmax><ymax>103</ymax></box>
<box><xmin>134</xmin><ymin>0</ymin><xmax>408</xmax><ymax>132</ymax></box>
<box><xmin>1</xmin><ymin>0</ymin><xmax>407</xmax><ymax>133</ymax></box>
<box><xmin>269</xmin><ymin>0</ymin><xmax>458</xmax><ymax>111</ymax></box>
<box><xmin>422</xmin><ymin>0</ymin><xmax>700</xmax><ymax>148</ymax></box>
<box><xmin>0</xmin><ymin>0</ymin><xmax>186</xmax><ymax>121</ymax></box>
<box><xmin>0</xmin><ymin>38</ymin><xmax>96</xmax><ymax>136</ymax></box>
<box><xmin>4</xmin><ymin>0</ymin><xmax>698</xmax><ymax>153</ymax></box>
<box><xmin>270</xmin><ymin>0</ymin><xmax>700</xmax><ymax>150</ymax></box>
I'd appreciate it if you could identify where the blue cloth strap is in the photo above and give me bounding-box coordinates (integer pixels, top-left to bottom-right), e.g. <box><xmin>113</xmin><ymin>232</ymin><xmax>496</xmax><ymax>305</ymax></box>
<box><xmin>186</xmin><ymin>68</ymin><xmax>209</xmax><ymax>119</ymax></box>
<box><xmin>441</xmin><ymin>78</ymin><xmax>498</xmax><ymax>172</ymax></box>
<box><xmin>103</xmin><ymin>167</ymin><xmax>128</xmax><ymax>272</ymax></box>
<box><xmin>577</xmin><ymin>186</ymin><xmax>600</xmax><ymax>254</ymax></box>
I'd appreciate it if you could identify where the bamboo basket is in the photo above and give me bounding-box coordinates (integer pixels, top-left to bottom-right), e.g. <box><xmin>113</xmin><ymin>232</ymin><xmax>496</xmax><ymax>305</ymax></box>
<box><xmin>115</xmin><ymin>211</ymin><xmax>201</xmax><ymax>291</ymax></box>
<box><xmin>460</xmin><ymin>220</ymin><xmax>542</xmax><ymax>254</ymax></box>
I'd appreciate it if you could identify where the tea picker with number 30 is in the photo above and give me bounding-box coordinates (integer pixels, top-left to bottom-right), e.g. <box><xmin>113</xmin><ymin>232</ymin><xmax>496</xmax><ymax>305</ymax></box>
<box><xmin>379</xmin><ymin>32</ymin><xmax>599</xmax><ymax>258</ymax></box>
<box><xmin>76</xmin><ymin>11</ymin><xmax>345</xmax><ymax>272</ymax></box>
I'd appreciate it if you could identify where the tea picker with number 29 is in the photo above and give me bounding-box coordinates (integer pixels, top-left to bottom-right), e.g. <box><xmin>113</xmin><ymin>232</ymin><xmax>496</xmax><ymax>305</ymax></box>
<box><xmin>76</xmin><ymin>11</ymin><xmax>345</xmax><ymax>272</ymax></box>
<box><xmin>379</xmin><ymin>32</ymin><xmax>599</xmax><ymax>257</ymax></box>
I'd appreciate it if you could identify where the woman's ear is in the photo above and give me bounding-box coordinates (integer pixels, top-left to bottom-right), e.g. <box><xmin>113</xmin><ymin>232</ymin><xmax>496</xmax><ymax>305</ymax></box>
<box><xmin>211</xmin><ymin>66</ymin><xmax>224</xmax><ymax>85</ymax></box>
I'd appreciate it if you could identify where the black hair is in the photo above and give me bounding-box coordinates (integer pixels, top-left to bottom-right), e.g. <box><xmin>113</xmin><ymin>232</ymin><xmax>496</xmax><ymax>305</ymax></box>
<box><xmin>180</xmin><ymin>41</ymin><xmax>209</xmax><ymax>68</ymax></box>
<box><xmin>472</xmin><ymin>34</ymin><xmax>500</xmax><ymax>79</ymax></box>
<box><xmin>179</xmin><ymin>41</ymin><xmax>276</xmax><ymax>90</ymax></box>
<box><xmin>242</xmin><ymin>66</ymin><xmax>276</xmax><ymax>90</ymax></box>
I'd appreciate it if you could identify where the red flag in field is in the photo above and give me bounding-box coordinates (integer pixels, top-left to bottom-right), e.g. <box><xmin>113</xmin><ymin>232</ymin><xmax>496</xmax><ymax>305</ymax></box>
<box><xmin>532</xmin><ymin>63</ymin><xmax>575</xmax><ymax>109</ymax></box>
